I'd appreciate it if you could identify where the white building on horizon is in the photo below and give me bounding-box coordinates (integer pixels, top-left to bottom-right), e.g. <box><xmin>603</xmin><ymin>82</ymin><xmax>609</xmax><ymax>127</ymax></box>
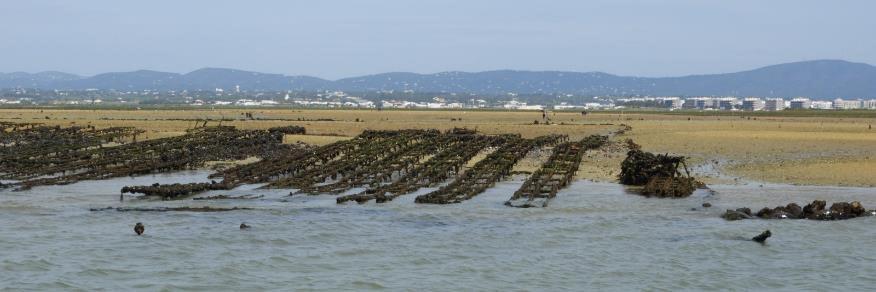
<box><xmin>833</xmin><ymin>98</ymin><xmax>862</xmax><ymax>110</ymax></box>
<box><xmin>810</xmin><ymin>100</ymin><xmax>833</xmax><ymax>109</ymax></box>
<box><xmin>741</xmin><ymin>98</ymin><xmax>765</xmax><ymax>111</ymax></box>
<box><xmin>789</xmin><ymin>98</ymin><xmax>812</xmax><ymax>110</ymax></box>
<box><xmin>764</xmin><ymin>98</ymin><xmax>784</xmax><ymax>111</ymax></box>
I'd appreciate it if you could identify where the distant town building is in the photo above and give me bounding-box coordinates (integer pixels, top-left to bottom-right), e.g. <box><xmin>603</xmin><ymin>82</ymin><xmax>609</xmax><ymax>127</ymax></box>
<box><xmin>810</xmin><ymin>101</ymin><xmax>833</xmax><ymax>109</ymax></box>
<box><xmin>503</xmin><ymin>100</ymin><xmax>544</xmax><ymax>110</ymax></box>
<box><xmin>764</xmin><ymin>98</ymin><xmax>784</xmax><ymax>111</ymax></box>
<box><xmin>681</xmin><ymin>98</ymin><xmax>700</xmax><ymax>109</ymax></box>
<box><xmin>661</xmin><ymin>97</ymin><xmax>684</xmax><ymax>109</ymax></box>
<box><xmin>716</xmin><ymin>97</ymin><xmax>738</xmax><ymax>110</ymax></box>
<box><xmin>741</xmin><ymin>98</ymin><xmax>765</xmax><ymax>111</ymax></box>
<box><xmin>553</xmin><ymin>102</ymin><xmax>587</xmax><ymax>110</ymax></box>
<box><xmin>684</xmin><ymin>97</ymin><xmax>716</xmax><ymax>110</ymax></box>
<box><xmin>789</xmin><ymin>98</ymin><xmax>811</xmax><ymax>110</ymax></box>
<box><xmin>696</xmin><ymin>98</ymin><xmax>713</xmax><ymax>110</ymax></box>
<box><xmin>833</xmin><ymin>98</ymin><xmax>862</xmax><ymax>110</ymax></box>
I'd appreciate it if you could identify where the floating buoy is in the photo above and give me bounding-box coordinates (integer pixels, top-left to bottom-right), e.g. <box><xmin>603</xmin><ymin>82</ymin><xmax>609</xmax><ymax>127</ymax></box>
<box><xmin>752</xmin><ymin>230</ymin><xmax>771</xmax><ymax>243</ymax></box>
<box><xmin>134</xmin><ymin>222</ymin><xmax>145</xmax><ymax>235</ymax></box>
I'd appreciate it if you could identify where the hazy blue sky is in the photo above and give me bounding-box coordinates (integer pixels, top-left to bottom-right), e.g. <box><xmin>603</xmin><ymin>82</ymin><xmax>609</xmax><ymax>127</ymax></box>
<box><xmin>1</xmin><ymin>0</ymin><xmax>874</xmax><ymax>79</ymax></box>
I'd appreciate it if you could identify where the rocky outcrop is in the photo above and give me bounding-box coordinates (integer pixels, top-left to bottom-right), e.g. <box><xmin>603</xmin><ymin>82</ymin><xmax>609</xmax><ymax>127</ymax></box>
<box><xmin>723</xmin><ymin>200</ymin><xmax>874</xmax><ymax>221</ymax></box>
<box><xmin>721</xmin><ymin>208</ymin><xmax>753</xmax><ymax>221</ymax></box>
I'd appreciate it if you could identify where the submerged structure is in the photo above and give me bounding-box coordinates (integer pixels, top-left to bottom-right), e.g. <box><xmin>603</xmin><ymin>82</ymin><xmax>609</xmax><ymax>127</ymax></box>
<box><xmin>414</xmin><ymin>134</ymin><xmax>564</xmax><ymax>204</ymax></box>
<box><xmin>4</xmin><ymin>122</ymin><xmax>687</xmax><ymax>208</ymax></box>
<box><xmin>505</xmin><ymin>135</ymin><xmax>608</xmax><ymax>208</ymax></box>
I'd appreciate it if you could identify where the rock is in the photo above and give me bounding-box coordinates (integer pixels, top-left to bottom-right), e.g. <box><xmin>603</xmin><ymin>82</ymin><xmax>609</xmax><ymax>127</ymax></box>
<box><xmin>702</xmin><ymin>203</ymin><xmax>712</xmax><ymax>208</ymax></box>
<box><xmin>802</xmin><ymin>200</ymin><xmax>827</xmax><ymax>220</ymax></box>
<box><xmin>752</xmin><ymin>230</ymin><xmax>771</xmax><ymax>243</ymax></box>
<box><xmin>827</xmin><ymin>201</ymin><xmax>867</xmax><ymax>220</ymax></box>
<box><xmin>756</xmin><ymin>203</ymin><xmax>803</xmax><ymax>219</ymax></box>
<box><xmin>851</xmin><ymin>201</ymin><xmax>865</xmax><ymax>214</ymax></box>
<box><xmin>755</xmin><ymin>207</ymin><xmax>774</xmax><ymax>219</ymax></box>
<box><xmin>730</xmin><ymin>200</ymin><xmax>869</xmax><ymax>221</ymax></box>
<box><xmin>722</xmin><ymin>209</ymin><xmax>753</xmax><ymax>221</ymax></box>
<box><xmin>785</xmin><ymin>203</ymin><xmax>803</xmax><ymax>219</ymax></box>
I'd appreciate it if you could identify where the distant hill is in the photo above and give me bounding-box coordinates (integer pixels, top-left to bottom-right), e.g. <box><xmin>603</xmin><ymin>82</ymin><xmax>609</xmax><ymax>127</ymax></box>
<box><xmin>2</xmin><ymin>60</ymin><xmax>875</xmax><ymax>98</ymax></box>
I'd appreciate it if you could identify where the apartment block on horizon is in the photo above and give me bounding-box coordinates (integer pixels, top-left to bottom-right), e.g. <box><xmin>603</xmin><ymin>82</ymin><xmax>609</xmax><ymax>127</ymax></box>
<box><xmin>789</xmin><ymin>98</ymin><xmax>812</xmax><ymax>109</ymax></box>
<box><xmin>764</xmin><ymin>98</ymin><xmax>784</xmax><ymax>111</ymax></box>
<box><xmin>833</xmin><ymin>98</ymin><xmax>862</xmax><ymax>110</ymax></box>
<box><xmin>741</xmin><ymin>98</ymin><xmax>764</xmax><ymax>111</ymax></box>
<box><xmin>716</xmin><ymin>97</ymin><xmax>738</xmax><ymax>110</ymax></box>
<box><xmin>810</xmin><ymin>100</ymin><xmax>834</xmax><ymax>109</ymax></box>
<box><xmin>662</xmin><ymin>97</ymin><xmax>684</xmax><ymax>109</ymax></box>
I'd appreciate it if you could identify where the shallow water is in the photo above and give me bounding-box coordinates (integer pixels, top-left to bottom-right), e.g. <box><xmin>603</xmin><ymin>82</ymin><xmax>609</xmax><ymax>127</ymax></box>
<box><xmin>2</xmin><ymin>171</ymin><xmax>876</xmax><ymax>290</ymax></box>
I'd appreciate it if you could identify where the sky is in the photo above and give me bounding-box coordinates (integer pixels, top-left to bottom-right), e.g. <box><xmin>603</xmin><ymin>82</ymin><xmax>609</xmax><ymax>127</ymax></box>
<box><xmin>1</xmin><ymin>0</ymin><xmax>874</xmax><ymax>79</ymax></box>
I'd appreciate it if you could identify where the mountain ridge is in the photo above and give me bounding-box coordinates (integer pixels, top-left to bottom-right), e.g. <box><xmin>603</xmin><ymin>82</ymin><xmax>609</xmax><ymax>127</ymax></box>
<box><xmin>2</xmin><ymin>60</ymin><xmax>875</xmax><ymax>98</ymax></box>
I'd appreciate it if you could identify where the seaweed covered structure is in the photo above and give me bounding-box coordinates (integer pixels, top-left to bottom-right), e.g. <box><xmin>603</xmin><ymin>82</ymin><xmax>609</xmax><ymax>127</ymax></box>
<box><xmin>505</xmin><ymin>135</ymin><xmax>608</xmax><ymax>208</ymax></box>
<box><xmin>414</xmin><ymin>134</ymin><xmax>564</xmax><ymax>204</ymax></box>
<box><xmin>618</xmin><ymin>147</ymin><xmax>703</xmax><ymax>198</ymax></box>
<box><xmin>123</xmin><ymin>129</ymin><xmax>447</xmax><ymax>199</ymax></box>
<box><xmin>296</xmin><ymin>129</ymin><xmax>491</xmax><ymax>196</ymax></box>
<box><xmin>337</xmin><ymin>131</ymin><xmax>503</xmax><ymax>204</ymax></box>
<box><xmin>722</xmin><ymin>200</ymin><xmax>876</xmax><ymax>221</ymax></box>
<box><xmin>1</xmin><ymin>123</ymin><xmax>144</xmax><ymax>175</ymax></box>
<box><xmin>121</xmin><ymin>181</ymin><xmax>231</xmax><ymax>200</ymax></box>
<box><xmin>1</xmin><ymin>125</ymin><xmax>298</xmax><ymax>190</ymax></box>
<box><xmin>266</xmin><ymin>129</ymin><xmax>442</xmax><ymax>189</ymax></box>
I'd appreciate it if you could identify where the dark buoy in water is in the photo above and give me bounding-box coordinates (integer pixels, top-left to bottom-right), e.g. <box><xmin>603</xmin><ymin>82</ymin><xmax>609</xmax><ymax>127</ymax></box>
<box><xmin>752</xmin><ymin>230</ymin><xmax>771</xmax><ymax>243</ymax></box>
<box><xmin>134</xmin><ymin>222</ymin><xmax>145</xmax><ymax>235</ymax></box>
<box><xmin>240</xmin><ymin>223</ymin><xmax>251</xmax><ymax>230</ymax></box>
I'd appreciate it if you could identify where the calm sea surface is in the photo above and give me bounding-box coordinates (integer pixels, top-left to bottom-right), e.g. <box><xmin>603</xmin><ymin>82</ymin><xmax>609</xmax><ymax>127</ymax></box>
<box><xmin>2</xmin><ymin>171</ymin><xmax>875</xmax><ymax>291</ymax></box>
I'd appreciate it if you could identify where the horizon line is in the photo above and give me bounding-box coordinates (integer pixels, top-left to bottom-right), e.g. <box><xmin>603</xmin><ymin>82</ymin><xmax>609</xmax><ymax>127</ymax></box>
<box><xmin>1</xmin><ymin>59</ymin><xmax>869</xmax><ymax>81</ymax></box>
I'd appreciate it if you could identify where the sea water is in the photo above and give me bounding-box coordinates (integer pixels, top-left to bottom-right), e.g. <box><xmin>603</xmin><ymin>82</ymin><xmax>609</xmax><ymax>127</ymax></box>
<box><xmin>2</xmin><ymin>171</ymin><xmax>875</xmax><ymax>290</ymax></box>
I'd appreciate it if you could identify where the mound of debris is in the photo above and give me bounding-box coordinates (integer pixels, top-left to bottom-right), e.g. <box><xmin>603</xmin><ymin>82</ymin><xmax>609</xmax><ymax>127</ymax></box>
<box><xmin>618</xmin><ymin>145</ymin><xmax>704</xmax><ymax>198</ymax></box>
<box><xmin>722</xmin><ymin>200</ymin><xmax>876</xmax><ymax>221</ymax></box>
